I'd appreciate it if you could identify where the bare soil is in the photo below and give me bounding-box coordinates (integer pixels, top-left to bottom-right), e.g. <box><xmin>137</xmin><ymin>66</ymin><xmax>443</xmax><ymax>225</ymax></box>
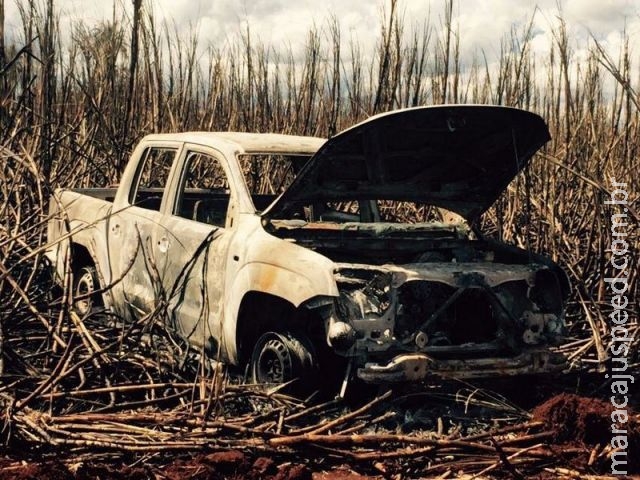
<box><xmin>531</xmin><ymin>392</ymin><xmax>639</xmax><ymax>474</ymax></box>
<box><xmin>532</xmin><ymin>393</ymin><xmax>615</xmax><ymax>444</ymax></box>
<box><xmin>0</xmin><ymin>452</ymin><xmax>382</xmax><ymax>480</ymax></box>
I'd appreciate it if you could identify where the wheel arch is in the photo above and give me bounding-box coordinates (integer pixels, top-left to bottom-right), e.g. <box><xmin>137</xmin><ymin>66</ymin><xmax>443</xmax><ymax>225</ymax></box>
<box><xmin>235</xmin><ymin>291</ymin><xmax>297</xmax><ymax>365</ymax></box>
<box><xmin>234</xmin><ymin>289</ymin><xmax>333</xmax><ymax>366</ymax></box>
<box><xmin>70</xmin><ymin>242</ymin><xmax>95</xmax><ymax>270</ymax></box>
<box><xmin>223</xmin><ymin>261</ymin><xmax>337</xmax><ymax>364</ymax></box>
<box><xmin>69</xmin><ymin>241</ymin><xmax>112</xmax><ymax>310</ymax></box>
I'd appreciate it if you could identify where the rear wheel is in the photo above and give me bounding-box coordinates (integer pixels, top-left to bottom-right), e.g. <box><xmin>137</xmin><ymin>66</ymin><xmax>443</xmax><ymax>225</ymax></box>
<box><xmin>250</xmin><ymin>331</ymin><xmax>316</xmax><ymax>391</ymax></box>
<box><xmin>73</xmin><ymin>265</ymin><xmax>101</xmax><ymax>316</ymax></box>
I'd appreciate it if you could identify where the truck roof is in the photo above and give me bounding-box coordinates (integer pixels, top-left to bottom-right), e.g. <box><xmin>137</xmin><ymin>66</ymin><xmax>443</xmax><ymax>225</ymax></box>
<box><xmin>141</xmin><ymin>132</ymin><xmax>326</xmax><ymax>155</ymax></box>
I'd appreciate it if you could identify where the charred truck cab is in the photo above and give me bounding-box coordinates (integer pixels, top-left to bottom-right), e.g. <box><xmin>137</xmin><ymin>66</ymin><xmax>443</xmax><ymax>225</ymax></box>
<box><xmin>47</xmin><ymin>105</ymin><xmax>569</xmax><ymax>392</ymax></box>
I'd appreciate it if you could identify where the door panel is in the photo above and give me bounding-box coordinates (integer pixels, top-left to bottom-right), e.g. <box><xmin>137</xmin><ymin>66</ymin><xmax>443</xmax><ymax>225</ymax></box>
<box><xmin>151</xmin><ymin>148</ymin><xmax>234</xmax><ymax>355</ymax></box>
<box><xmin>153</xmin><ymin>216</ymin><xmax>231</xmax><ymax>352</ymax></box>
<box><xmin>107</xmin><ymin>146</ymin><xmax>178</xmax><ymax>318</ymax></box>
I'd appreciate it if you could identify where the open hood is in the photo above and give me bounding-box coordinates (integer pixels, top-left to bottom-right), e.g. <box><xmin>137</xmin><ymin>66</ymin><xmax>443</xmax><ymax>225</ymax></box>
<box><xmin>264</xmin><ymin>105</ymin><xmax>550</xmax><ymax>222</ymax></box>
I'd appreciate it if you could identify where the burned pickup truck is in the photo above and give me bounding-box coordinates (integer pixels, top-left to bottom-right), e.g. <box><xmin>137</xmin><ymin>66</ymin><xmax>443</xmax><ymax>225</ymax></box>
<box><xmin>46</xmin><ymin>106</ymin><xmax>569</xmax><ymax>390</ymax></box>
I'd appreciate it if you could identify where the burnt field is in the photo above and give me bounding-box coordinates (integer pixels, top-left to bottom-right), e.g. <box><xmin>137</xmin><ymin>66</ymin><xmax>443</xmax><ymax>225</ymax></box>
<box><xmin>0</xmin><ymin>0</ymin><xmax>639</xmax><ymax>478</ymax></box>
<box><xmin>0</xmin><ymin>289</ymin><xmax>638</xmax><ymax>479</ymax></box>
<box><xmin>0</xmin><ymin>322</ymin><xmax>638</xmax><ymax>480</ymax></box>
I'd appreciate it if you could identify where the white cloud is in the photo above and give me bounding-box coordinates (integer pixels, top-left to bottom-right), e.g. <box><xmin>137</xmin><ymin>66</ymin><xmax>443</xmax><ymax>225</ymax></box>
<box><xmin>3</xmin><ymin>0</ymin><xmax>635</xmax><ymax>69</ymax></box>
<box><xmin>563</xmin><ymin>0</ymin><xmax>636</xmax><ymax>36</ymax></box>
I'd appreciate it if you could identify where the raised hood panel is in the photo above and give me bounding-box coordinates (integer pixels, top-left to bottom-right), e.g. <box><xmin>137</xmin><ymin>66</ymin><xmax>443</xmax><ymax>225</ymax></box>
<box><xmin>264</xmin><ymin>105</ymin><xmax>550</xmax><ymax>222</ymax></box>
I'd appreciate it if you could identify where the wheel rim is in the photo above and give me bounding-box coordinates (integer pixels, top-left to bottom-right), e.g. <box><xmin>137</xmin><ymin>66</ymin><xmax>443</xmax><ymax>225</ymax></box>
<box><xmin>74</xmin><ymin>268</ymin><xmax>95</xmax><ymax>316</ymax></box>
<box><xmin>255</xmin><ymin>336</ymin><xmax>293</xmax><ymax>384</ymax></box>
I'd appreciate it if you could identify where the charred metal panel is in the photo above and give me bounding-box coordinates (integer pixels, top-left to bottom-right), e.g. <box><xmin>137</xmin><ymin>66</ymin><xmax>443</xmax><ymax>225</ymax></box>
<box><xmin>329</xmin><ymin>261</ymin><xmax>566</xmax><ymax>364</ymax></box>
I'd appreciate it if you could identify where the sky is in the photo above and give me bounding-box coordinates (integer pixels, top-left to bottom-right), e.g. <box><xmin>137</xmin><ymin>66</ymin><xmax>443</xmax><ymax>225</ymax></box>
<box><xmin>4</xmin><ymin>0</ymin><xmax>639</xmax><ymax>71</ymax></box>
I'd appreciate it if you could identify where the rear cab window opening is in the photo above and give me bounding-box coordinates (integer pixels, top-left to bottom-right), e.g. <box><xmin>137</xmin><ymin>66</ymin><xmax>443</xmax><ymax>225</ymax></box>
<box><xmin>129</xmin><ymin>147</ymin><xmax>178</xmax><ymax>211</ymax></box>
<box><xmin>174</xmin><ymin>151</ymin><xmax>231</xmax><ymax>228</ymax></box>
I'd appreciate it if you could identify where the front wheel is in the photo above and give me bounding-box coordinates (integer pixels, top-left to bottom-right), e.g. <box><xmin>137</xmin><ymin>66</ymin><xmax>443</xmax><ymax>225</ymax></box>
<box><xmin>250</xmin><ymin>331</ymin><xmax>316</xmax><ymax>390</ymax></box>
<box><xmin>72</xmin><ymin>265</ymin><xmax>101</xmax><ymax>316</ymax></box>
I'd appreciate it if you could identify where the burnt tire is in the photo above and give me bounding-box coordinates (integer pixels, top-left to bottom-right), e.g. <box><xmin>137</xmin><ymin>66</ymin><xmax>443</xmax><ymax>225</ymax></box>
<box><xmin>73</xmin><ymin>265</ymin><xmax>101</xmax><ymax>316</ymax></box>
<box><xmin>250</xmin><ymin>331</ymin><xmax>316</xmax><ymax>391</ymax></box>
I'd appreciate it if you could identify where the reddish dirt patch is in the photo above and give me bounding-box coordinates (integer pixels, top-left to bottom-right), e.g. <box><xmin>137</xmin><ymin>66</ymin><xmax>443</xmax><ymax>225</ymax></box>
<box><xmin>162</xmin><ymin>451</ymin><xmax>250</xmax><ymax>480</ymax></box>
<box><xmin>0</xmin><ymin>459</ymin><xmax>72</xmax><ymax>480</ymax></box>
<box><xmin>274</xmin><ymin>463</ymin><xmax>311</xmax><ymax>480</ymax></box>
<box><xmin>75</xmin><ymin>463</ymin><xmax>149</xmax><ymax>480</ymax></box>
<box><xmin>0</xmin><ymin>454</ymin><xmax>384</xmax><ymax>480</ymax></box>
<box><xmin>532</xmin><ymin>393</ymin><xmax>640</xmax><ymax>473</ymax></box>
<box><xmin>312</xmin><ymin>467</ymin><xmax>381</xmax><ymax>479</ymax></box>
<box><xmin>252</xmin><ymin>457</ymin><xmax>277</xmax><ymax>476</ymax></box>
<box><xmin>532</xmin><ymin>393</ymin><xmax>613</xmax><ymax>444</ymax></box>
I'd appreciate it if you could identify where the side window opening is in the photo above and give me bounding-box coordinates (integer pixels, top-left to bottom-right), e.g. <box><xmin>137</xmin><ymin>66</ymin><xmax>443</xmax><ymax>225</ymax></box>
<box><xmin>131</xmin><ymin>147</ymin><xmax>177</xmax><ymax>211</ymax></box>
<box><xmin>175</xmin><ymin>152</ymin><xmax>230</xmax><ymax>228</ymax></box>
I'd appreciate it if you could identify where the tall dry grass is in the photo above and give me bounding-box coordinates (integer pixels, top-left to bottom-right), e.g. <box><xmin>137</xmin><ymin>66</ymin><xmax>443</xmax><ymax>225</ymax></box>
<box><xmin>0</xmin><ymin>0</ymin><xmax>637</xmax><ymax>377</ymax></box>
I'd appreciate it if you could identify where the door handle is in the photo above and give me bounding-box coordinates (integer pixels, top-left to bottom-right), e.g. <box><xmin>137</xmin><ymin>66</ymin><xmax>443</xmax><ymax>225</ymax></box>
<box><xmin>157</xmin><ymin>236</ymin><xmax>170</xmax><ymax>253</ymax></box>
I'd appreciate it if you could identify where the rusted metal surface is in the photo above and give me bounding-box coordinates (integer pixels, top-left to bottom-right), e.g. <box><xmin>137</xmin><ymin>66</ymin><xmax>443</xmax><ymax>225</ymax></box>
<box><xmin>357</xmin><ymin>350</ymin><xmax>568</xmax><ymax>383</ymax></box>
<box><xmin>46</xmin><ymin>106</ymin><xmax>570</xmax><ymax>387</ymax></box>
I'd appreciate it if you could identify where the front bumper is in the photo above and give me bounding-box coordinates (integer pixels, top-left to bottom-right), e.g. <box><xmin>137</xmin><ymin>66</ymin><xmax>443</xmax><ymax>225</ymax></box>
<box><xmin>357</xmin><ymin>349</ymin><xmax>567</xmax><ymax>383</ymax></box>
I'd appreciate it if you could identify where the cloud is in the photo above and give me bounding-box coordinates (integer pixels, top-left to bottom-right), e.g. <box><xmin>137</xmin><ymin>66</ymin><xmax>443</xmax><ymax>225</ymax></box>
<box><xmin>150</xmin><ymin>0</ymin><xmax>381</xmax><ymax>62</ymax></box>
<box><xmin>3</xmin><ymin>0</ymin><xmax>635</xmax><ymax>68</ymax></box>
<box><xmin>563</xmin><ymin>0</ymin><xmax>637</xmax><ymax>37</ymax></box>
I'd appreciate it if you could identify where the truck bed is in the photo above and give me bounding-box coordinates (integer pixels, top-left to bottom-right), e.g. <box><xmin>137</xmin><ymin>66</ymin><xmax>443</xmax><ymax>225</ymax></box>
<box><xmin>65</xmin><ymin>187</ymin><xmax>277</xmax><ymax>219</ymax></box>
<box><xmin>69</xmin><ymin>188</ymin><xmax>118</xmax><ymax>202</ymax></box>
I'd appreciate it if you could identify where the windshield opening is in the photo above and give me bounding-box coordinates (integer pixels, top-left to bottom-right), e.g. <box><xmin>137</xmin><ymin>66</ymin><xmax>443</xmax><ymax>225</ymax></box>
<box><xmin>238</xmin><ymin>153</ymin><xmax>468</xmax><ymax>229</ymax></box>
<box><xmin>238</xmin><ymin>153</ymin><xmax>312</xmax><ymax>213</ymax></box>
<box><xmin>299</xmin><ymin>199</ymin><xmax>468</xmax><ymax>226</ymax></box>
